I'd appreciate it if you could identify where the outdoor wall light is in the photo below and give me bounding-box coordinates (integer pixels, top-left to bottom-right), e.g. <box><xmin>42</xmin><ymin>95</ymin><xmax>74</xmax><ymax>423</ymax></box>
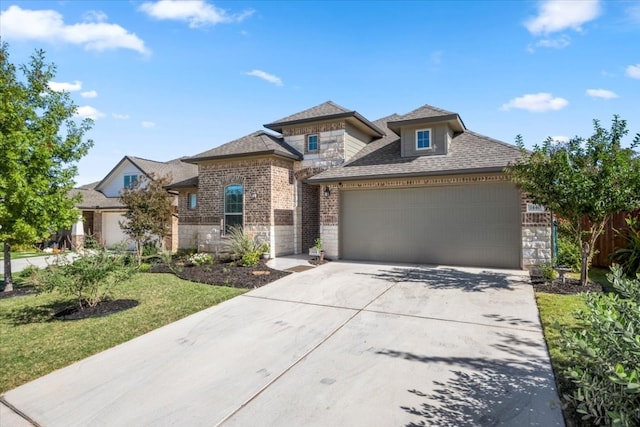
<box><xmin>323</xmin><ymin>186</ymin><xmax>331</xmax><ymax>198</ymax></box>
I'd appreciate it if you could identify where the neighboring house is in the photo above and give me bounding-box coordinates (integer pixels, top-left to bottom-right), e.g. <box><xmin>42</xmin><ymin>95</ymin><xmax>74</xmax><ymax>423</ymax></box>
<box><xmin>171</xmin><ymin>101</ymin><xmax>552</xmax><ymax>269</ymax></box>
<box><xmin>73</xmin><ymin>156</ymin><xmax>197</xmax><ymax>250</ymax></box>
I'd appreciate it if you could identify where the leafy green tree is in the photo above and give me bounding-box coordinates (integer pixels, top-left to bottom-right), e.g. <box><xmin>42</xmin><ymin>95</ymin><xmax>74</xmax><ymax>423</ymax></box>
<box><xmin>119</xmin><ymin>174</ymin><xmax>174</xmax><ymax>266</ymax></box>
<box><xmin>0</xmin><ymin>41</ymin><xmax>93</xmax><ymax>291</ymax></box>
<box><xmin>509</xmin><ymin>116</ymin><xmax>640</xmax><ymax>286</ymax></box>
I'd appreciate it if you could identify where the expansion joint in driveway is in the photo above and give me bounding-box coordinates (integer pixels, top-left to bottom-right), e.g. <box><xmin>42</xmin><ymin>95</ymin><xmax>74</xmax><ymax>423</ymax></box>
<box><xmin>0</xmin><ymin>396</ymin><xmax>41</xmax><ymax>427</ymax></box>
<box><xmin>216</xmin><ymin>282</ymin><xmax>399</xmax><ymax>426</ymax></box>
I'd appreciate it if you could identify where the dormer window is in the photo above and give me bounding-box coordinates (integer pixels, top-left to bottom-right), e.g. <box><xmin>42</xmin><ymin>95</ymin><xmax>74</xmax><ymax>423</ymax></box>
<box><xmin>416</xmin><ymin>129</ymin><xmax>431</xmax><ymax>150</ymax></box>
<box><xmin>124</xmin><ymin>174</ymin><xmax>139</xmax><ymax>189</ymax></box>
<box><xmin>307</xmin><ymin>134</ymin><xmax>319</xmax><ymax>152</ymax></box>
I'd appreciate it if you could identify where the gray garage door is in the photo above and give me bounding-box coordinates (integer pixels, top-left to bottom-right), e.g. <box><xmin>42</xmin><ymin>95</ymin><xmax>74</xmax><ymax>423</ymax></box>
<box><xmin>340</xmin><ymin>183</ymin><xmax>521</xmax><ymax>269</ymax></box>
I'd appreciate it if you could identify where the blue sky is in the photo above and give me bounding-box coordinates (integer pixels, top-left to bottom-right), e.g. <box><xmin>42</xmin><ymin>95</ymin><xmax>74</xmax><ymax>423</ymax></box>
<box><xmin>1</xmin><ymin>0</ymin><xmax>639</xmax><ymax>186</ymax></box>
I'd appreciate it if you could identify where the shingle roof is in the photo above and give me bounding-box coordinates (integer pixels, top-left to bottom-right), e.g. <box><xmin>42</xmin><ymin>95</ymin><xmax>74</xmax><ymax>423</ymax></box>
<box><xmin>77</xmin><ymin>156</ymin><xmax>197</xmax><ymax>209</ymax></box>
<box><xmin>394</xmin><ymin>104</ymin><xmax>456</xmax><ymax>120</ymax></box>
<box><xmin>266</xmin><ymin>101</ymin><xmax>352</xmax><ymax>124</ymax></box>
<box><xmin>128</xmin><ymin>156</ymin><xmax>198</xmax><ymax>185</ymax></box>
<box><xmin>307</xmin><ymin>123</ymin><xmax>522</xmax><ymax>183</ymax></box>
<box><xmin>387</xmin><ymin>104</ymin><xmax>466</xmax><ymax>133</ymax></box>
<box><xmin>185</xmin><ymin>130</ymin><xmax>302</xmax><ymax>162</ymax></box>
<box><xmin>71</xmin><ymin>184</ymin><xmax>125</xmax><ymax>209</ymax></box>
<box><xmin>264</xmin><ymin>101</ymin><xmax>385</xmax><ymax>137</ymax></box>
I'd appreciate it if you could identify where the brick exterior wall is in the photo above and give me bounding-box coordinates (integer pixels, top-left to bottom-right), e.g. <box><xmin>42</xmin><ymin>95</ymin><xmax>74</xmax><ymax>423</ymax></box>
<box><xmin>317</xmin><ymin>173</ymin><xmax>553</xmax><ymax>267</ymax></box>
<box><xmin>176</xmin><ymin>156</ymin><xmax>296</xmax><ymax>255</ymax></box>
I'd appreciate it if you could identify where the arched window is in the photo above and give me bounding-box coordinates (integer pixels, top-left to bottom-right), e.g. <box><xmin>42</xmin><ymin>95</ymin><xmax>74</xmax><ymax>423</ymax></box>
<box><xmin>224</xmin><ymin>184</ymin><xmax>243</xmax><ymax>231</ymax></box>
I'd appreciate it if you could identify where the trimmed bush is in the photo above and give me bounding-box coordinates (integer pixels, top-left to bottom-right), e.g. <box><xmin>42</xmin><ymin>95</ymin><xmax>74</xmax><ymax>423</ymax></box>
<box><xmin>561</xmin><ymin>265</ymin><xmax>640</xmax><ymax>426</ymax></box>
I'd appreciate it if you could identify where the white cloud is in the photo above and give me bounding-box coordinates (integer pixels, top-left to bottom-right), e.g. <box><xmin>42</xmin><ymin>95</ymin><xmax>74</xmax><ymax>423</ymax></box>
<box><xmin>586</xmin><ymin>89</ymin><xmax>618</xmax><ymax>99</ymax></box>
<box><xmin>245</xmin><ymin>69</ymin><xmax>283</xmax><ymax>86</ymax></box>
<box><xmin>75</xmin><ymin>106</ymin><xmax>105</xmax><ymax>120</ymax></box>
<box><xmin>626</xmin><ymin>64</ymin><xmax>640</xmax><ymax>79</ymax></box>
<box><xmin>0</xmin><ymin>5</ymin><xmax>148</xmax><ymax>54</ymax></box>
<box><xmin>139</xmin><ymin>0</ymin><xmax>253</xmax><ymax>28</ymax></box>
<box><xmin>535</xmin><ymin>35</ymin><xmax>571</xmax><ymax>49</ymax></box>
<box><xmin>82</xmin><ymin>10</ymin><xmax>108</xmax><ymax>23</ymax></box>
<box><xmin>501</xmin><ymin>93</ymin><xmax>569</xmax><ymax>112</ymax></box>
<box><xmin>112</xmin><ymin>113</ymin><xmax>130</xmax><ymax>120</ymax></box>
<box><xmin>81</xmin><ymin>90</ymin><xmax>98</xmax><ymax>98</ymax></box>
<box><xmin>48</xmin><ymin>80</ymin><xmax>82</xmax><ymax>92</ymax></box>
<box><xmin>141</xmin><ymin>121</ymin><xmax>156</xmax><ymax>128</ymax></box>
<box><xmin>525</xmin><ymin>0</ymin><xmax>601</xmax><ymax>35</ymax></box>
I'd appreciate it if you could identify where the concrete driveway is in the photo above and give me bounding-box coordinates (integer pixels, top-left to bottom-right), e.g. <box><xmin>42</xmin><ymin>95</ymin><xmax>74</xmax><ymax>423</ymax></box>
<box><xmin>1</xmin><ymin>262</ymin><xmax>564</xmax><ymax>426</ymax></box>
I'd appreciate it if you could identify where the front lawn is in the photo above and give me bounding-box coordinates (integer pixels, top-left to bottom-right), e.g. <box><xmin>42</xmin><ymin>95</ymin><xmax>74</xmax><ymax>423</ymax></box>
<box><xmin>535</xmin><ymin>267</ymin><xmax>620</xmax><ymax>425</ymax></box>
<box><xmin>0</xmin><ymin>273</ymin><xmax>245</xmax><ymax>393</ymax></box>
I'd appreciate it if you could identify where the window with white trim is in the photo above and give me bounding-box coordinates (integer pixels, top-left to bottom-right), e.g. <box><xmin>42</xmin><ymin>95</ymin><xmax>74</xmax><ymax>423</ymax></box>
<box><xmin>307</xmin><ymin>134</ymin><xmax>319</xmax><ymax>152</ymax></box>
<box><xmin>124</xmin><ymin>175</ymin><xmax>139</xmax><ymax>189</ymax></box>
<box><xmin>416</xmin><ymin>129</ymin><xmax>431</xmax><ymax>150</ymax></box>
<box><xmin>188</xmin><ymin>193</ymin><xmax>197</xmax><ymax>209</ymax></box>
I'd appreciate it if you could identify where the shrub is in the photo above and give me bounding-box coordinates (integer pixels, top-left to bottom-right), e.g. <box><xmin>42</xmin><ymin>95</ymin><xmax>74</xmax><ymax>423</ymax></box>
<box><xmin>538</xmin><ymin>263</ymin><xmax>557</xmax><ymax>282</ymax></box>
<box><xmin>611</xmin><ymin>216</ymin><xmax>640</xmax><ymax>278</ymax></box>
<box><xmin>28</xmin><ymin>249</ymin><xmax>136</xmax><ymax>309</ymax></box>
<box><xmin>226</xmin><ymin>226</ymin><xmax>265</xmax><ymax>267</ymax></box>
<box><xmin>142</xmin><ymin>241</ymin><xmax>159</xmax><ymax>257</ymax></box>
<box><xmin>138</xmin><ymin>263</ymin><xmax>152</xmax><ymax>272</ymax></box>
<box><xmin>561</xmin><ymin>265</ymin><xmax>640</xmax><ymax>426</ymax></box>
<box><xmin>556</xmin><ymin>236</ymin><xmax>582</xmax><ymax>272</ymax></box>
<box><xmin>187</xmin><ymin>253</ymin><xmax>213</xmax><ymax>266</ymax></box>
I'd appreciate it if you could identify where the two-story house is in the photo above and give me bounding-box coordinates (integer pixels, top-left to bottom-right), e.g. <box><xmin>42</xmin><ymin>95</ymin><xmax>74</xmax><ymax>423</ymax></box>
<box><xmin>170</xmin><ymin>101</ymin><xmax>552</xmax><ymax>269</ymax></box>
<box><xmin>73</xmin><ymin>156</ymin><xmax>197</xmax><ymax>250</ymax></box>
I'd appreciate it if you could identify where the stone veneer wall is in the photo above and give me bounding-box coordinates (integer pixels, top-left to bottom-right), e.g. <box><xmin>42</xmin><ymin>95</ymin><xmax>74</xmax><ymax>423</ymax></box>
<box><xmin>318</xmin><ymin>173</ymin><xmax>553</xmax><ymax>267</ymax></box>
<box><xmin>520</xmin><ymin>196</ymin><xmax>553</xmax><ymax>267</ymax></box>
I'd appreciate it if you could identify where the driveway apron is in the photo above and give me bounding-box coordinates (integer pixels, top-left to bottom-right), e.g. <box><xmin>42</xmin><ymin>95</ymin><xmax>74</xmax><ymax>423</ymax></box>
<box><xmin>2</xmin><ymin>262</ymin><xmax>564</xmax><ymax>427</ymax></box>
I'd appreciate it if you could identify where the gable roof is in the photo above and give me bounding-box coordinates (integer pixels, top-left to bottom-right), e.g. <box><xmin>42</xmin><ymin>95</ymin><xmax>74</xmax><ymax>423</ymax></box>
<box><xmin>307</xmin><ymin>119</ymin><xmax>522</xmax><ymax>183</ymax></box>
<box><xmin>185</xmin><ymin>130</ymin><xmax>302</xmax><ymax>163</ymax></box>
<box><xmin>387</xmin><ymin>104</ymin><xmax>466</xmax><ymax>133</ymax></box>
<box><xmin>76</xmin><ymin>156</ymin><xmax>197</xmax><ymax>209</ymax></box>
<box><xmin>95</xmin><ymin>156</ymin><xmax>198</xmax><ymax>191</ymax></box>
<box><xmin>264</xmin><ymin>101</ymin><xmax>385</xmax><ymax>138</ymax></box>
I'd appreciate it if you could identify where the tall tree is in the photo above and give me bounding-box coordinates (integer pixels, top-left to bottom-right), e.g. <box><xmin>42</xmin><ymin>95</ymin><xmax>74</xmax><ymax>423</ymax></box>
<box><xmin>509</xmin><ymin>116</ymin><xmax>640</xmax><ymax>285</ymax></box>
<box><xmin>0</xmin><ymin>41</ymin><xmax>93</xmax><ymax>291</ymax></box>
<box><xmin>119</xmin><ymin>174</ymin><xmax>174</xmax><ymax>266</ymax></box>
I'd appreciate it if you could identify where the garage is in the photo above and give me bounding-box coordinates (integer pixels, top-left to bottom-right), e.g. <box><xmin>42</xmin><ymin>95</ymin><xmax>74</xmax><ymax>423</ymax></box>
<box><xmin>102</xmin><ymin>212</ymin><xmax>132</xmax><ymax>249</ymax></box>
<box><xmin>340</xmin><ymin>182</ymin><xmax>522</xmax><ymax>269</ymax></box>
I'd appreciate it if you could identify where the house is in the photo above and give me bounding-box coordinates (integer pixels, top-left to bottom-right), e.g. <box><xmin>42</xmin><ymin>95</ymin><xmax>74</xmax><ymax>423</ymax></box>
<box><xmin>171</xmin><ymin>101</ymin><xmax>552</xmax><ymax>269</ymax></box>
<box><xmin>73</xmin><ymin>156</ymin><xmax>197</xmax><ymax>250</ymax></box>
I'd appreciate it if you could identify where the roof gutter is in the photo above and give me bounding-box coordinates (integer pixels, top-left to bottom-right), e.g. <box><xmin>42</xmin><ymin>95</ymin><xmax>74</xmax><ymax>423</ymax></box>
<box><xmin>183</xmin><ymin>150</ymin><xmax>301</xmax><ymax>164</ymax></box>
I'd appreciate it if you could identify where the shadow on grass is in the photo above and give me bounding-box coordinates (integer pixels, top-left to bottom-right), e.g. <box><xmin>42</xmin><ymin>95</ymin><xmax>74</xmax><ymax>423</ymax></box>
<box><xmin>0</xmin><ymin>299</ymin><xmax>72</xmax><ymax>325</ymax></box>
<box><xmin>357</xmin><ymin>266</ymin><xmax>524</xmax><ymax>292</ymax></box>
<box><xmin>377</xmin><ymin>330</ymin><xmax>563</xmax><ymax>426</ymax></box>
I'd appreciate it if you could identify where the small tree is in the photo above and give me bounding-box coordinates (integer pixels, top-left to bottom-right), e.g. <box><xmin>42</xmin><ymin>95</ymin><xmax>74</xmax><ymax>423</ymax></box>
<box><xmin>119</xmin><ymin>174</ymin><xmax>173</xmax><ymax>265</ymax></box>
<box><xmin>0</xmin><ymin>41</ymin><xmax>93</xmax><ymax>291</ymax></box>
<box><xmin>509</xmin><ymin>116</ymin><xmax>640</xmax><ymax>285</ymax></box>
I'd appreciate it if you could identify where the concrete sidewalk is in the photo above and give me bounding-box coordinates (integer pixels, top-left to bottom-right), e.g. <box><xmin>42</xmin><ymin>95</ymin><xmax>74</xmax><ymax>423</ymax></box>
<box><xmin>1</xmin><ymin>262</ymin><xmax>564</xmax><ymax>426</ymax></box>
<box><xmin>1</xmin><ymin>253</ymin><xmax>76</xmax><ymax>276</ymax></box>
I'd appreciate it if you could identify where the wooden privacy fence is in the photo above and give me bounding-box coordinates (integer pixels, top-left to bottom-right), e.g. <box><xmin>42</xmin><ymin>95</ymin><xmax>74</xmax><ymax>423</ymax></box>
<box><xmin>592</xmin><ymin>209</ymin><xmax>640</xmax><ymax>267</ymax></box>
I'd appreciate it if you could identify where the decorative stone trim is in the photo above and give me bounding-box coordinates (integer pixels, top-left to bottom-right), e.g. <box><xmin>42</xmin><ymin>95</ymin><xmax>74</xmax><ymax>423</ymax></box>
<box><xmin>335</xmin><ymin>173</ymin><xmax>512</xmax><ymax>190</ymax></box>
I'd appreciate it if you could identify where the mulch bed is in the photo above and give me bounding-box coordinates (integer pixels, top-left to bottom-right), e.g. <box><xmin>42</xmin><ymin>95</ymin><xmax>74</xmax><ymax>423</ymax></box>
<box><xmin>530</xmin><ymin>276</ymin><xmax>603</xmax><ymax>294</ymax></box>
<box><xmin>149</xmin><ymin>259</ymin><xmax>291</xmax><ymax>289</ymax></box>
<box><xmin>53</xmin><ymin>299</ymin><xmax>139</xmax><ymax>321</ymax></box>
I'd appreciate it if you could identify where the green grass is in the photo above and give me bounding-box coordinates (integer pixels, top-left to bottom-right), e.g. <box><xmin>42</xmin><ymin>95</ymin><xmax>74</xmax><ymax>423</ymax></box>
<box><xmin>0</xmin><ymin>251</ymin><xmax>47</xmax><ymax>261</ymax></box>
<box><xmin>0</xmin><ymin>273</ymin><xmax>245</xmax><ymax>393</ymax></box>
<box><xmin>566</xmin><ymin>266</ymin><xmax>614</xmax><ymax>292</ymax></box>
<box><xmin>535</xmin><ymin>266</ymin><xmax>613</xmax><ymax>422</ymax></box>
